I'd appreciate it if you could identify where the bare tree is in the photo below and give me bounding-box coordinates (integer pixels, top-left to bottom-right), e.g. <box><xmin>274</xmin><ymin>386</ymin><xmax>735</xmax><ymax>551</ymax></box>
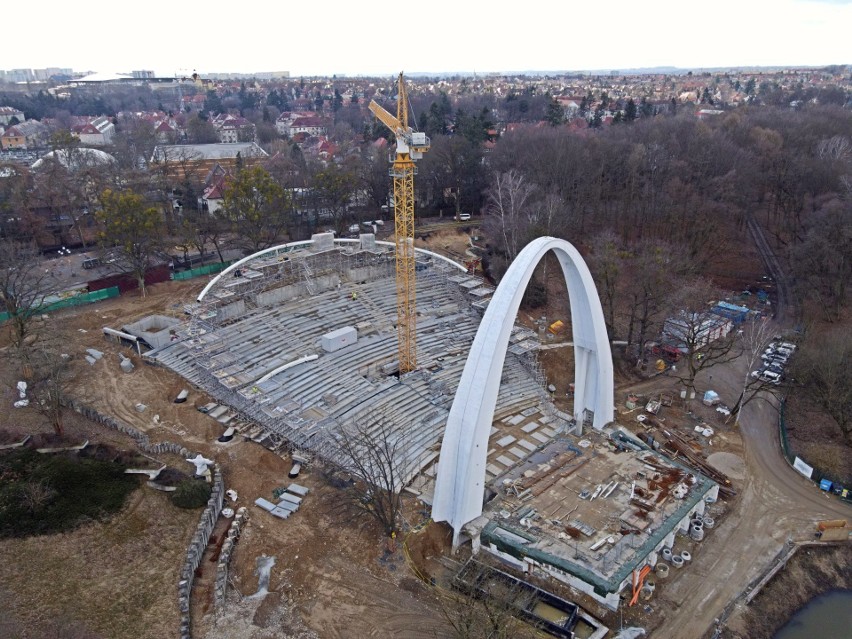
<box><xmin>0</xmin><ymin>238</ymin><xmax>56</xmax><ymax>348</ymax></box>
<box><xmin>484</xmin><ymin>170</ymin><xmax>536</xmax><ymax>265</ymax></box>
<box><xmin>729</xmin><ymin>316</ymin><xmax>781</xmax><ymax>424</ymax></box>
<box><xmin>23</xmin><ymin>330</ymin><xmax>74</xmax><ymax>436</ymax></box>
<box><xmin>666</xmin><ymin>277</ymin><xmax>740</xmax><ymax>393</ymax></box>
<box><xmin>588</xmin><ymin>230</ymin><xmax>624</xmax><ymax>337</ymax></box>
<box><xmin>326</xmin><ymin>413</ymin><xmax>412</xmax><ymax>536</ymax></box>
<box><xmin>791</xmin><ymin>329</ymin><xmax>852</xmax><ymax>443</ymax></box>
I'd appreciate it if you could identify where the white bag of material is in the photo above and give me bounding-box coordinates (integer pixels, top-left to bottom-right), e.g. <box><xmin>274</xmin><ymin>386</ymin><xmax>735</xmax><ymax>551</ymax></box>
<box><xmin>16</xmin><ymin>381</ymin><xmax>27</xmax><ymax>399</ymax></box>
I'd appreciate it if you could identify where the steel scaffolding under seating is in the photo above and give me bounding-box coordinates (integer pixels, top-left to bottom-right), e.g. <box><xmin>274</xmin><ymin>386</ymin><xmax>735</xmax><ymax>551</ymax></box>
<box><xmin>148</xmin><ymin>241</ymin><xmax>553</xmax><ymax>486</ymax></box>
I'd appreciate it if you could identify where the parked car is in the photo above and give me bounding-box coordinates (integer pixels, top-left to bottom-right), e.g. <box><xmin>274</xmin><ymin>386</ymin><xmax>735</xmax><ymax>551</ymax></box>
<box><xmin>759</xmin><ymin>370</ymin><xmax>782</xmax><ymax>385</ymax></box>
<box><xmin>458</xmin><ymin>213</ymin><xmax>471</xmax><ymax>221</ymax></box>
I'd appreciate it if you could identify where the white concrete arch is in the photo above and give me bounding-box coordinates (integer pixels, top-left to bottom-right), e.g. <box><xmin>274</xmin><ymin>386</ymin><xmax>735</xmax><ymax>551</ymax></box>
<box><xmin>431</xmin><ymin>236</ymin><xmax>614</xmax><ymax>542</ymax></box>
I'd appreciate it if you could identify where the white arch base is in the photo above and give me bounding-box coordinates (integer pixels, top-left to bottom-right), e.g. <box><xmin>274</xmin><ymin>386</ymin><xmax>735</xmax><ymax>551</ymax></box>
<box><xmin>431</xmin><ymin>237</ymin><xmax>614</xmax><ymax>545</ymax></box>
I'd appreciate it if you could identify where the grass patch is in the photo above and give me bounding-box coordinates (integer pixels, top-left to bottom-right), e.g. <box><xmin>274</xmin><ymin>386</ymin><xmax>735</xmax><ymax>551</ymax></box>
<box><xmin>0</xmin><ymin>448</ymin><xmax>138</xmax><ymax>538</ymax></box>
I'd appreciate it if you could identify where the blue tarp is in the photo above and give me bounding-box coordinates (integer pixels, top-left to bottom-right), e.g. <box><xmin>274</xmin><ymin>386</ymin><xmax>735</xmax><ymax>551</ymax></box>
<box><xmin>711</xmin><ymin>301</ymin><xmax>750</xmax><ymax>324</ymax></box>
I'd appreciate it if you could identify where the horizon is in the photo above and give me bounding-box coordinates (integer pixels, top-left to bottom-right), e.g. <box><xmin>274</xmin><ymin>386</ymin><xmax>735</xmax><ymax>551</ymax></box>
<box><xmin>2</xmin><ymin>0</ymin><xmax>850</xmax><ymax>78</ymax></box>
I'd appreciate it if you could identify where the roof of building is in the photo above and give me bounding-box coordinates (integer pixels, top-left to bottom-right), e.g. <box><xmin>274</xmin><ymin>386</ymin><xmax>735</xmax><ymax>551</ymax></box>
<box><xmin>480</xmin><ymin>428</ymin><xmax>716</xmax><ymax>596</ymax></box>
<box><xmin>151</xmin><ymin>142</ymin><xmax>268</xmax><ymax>162</ymax></box>
<box><xmin>31</xmin><ymin>147</ymin><xmax>116</xmax><ymax>170</ymax></box>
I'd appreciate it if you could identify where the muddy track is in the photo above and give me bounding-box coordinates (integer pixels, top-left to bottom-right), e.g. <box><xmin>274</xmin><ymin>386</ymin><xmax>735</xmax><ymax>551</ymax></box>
<box><xmin>746</xmin><ymin>214</ymin><xmax>792</xmax><ymax>323</ymax></box>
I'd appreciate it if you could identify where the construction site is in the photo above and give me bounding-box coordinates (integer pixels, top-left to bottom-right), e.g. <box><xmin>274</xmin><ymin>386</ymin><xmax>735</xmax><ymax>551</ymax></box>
<box><xmin>131</xmin><ymin>228</ymin><xmax>724</xmax><ymax>623</ymax></box>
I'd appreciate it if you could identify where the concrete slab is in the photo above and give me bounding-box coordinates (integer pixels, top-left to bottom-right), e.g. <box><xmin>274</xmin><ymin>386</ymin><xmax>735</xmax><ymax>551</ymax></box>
<box><xmin>287</xmin><ymin>483</ymin><xmax>309</xmax><ymax>496</ymax></box>
<box><xmin>496</xmin><ymin>435</ymin><xmax>517</xmax><ymax>447</ymax></box>
<box><xmin>496</xmin><ymin>455</ymin><xmax>515</xmax><ymax>467</ymax></box>
<box><xmin>519</xmin><ymin>439</ymin><xmax>537</xmax><ymax>452</ymax></box>
<box><xmin>521</xmin><ymin>422</ymin><xmax>540</xmax><ymax>433</ymax></box>
<box><xmin>508</xmin><ymin>446</ymin><xmax>528</xmax><ymax>460</ymax></box>
<box><xmin>486</xmin><ymin>464</ymin><xmax>503</xmax><ymax>477</ymax></box>
<box><xmin>532</xmin><ymin>431</ymin><xmax>550</xmax><ymax>444</ymax></box>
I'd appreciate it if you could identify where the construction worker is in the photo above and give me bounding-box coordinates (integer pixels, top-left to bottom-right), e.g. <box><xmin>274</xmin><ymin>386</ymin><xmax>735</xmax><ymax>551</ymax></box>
<box><xmin>351</xmin><ymin>291</ymin><xmax>358</xmax><ymax>301</ymax></box>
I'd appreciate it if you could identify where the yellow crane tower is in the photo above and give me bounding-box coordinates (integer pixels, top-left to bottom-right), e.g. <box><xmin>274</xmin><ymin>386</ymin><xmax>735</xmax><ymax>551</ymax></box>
<box><xmin>368</xmin><ymin>73</ymin><xmax>430</xmax><ymax>374</ymax></box>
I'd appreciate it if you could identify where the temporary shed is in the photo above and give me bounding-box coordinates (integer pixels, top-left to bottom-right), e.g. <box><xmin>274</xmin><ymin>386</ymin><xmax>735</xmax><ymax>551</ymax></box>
<box><xmin>321</xmin><ymin>326</ymin><xmax>357</xmax><ymax>352</ymax></box>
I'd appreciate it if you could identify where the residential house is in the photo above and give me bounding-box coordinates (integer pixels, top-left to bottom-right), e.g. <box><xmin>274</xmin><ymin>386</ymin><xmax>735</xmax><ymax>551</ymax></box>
<box><xmin>212</xmin><ymin>114</ymin><xmax>256</xmax><ymax>143</ymax></box>
<box><xmin>1</xmin><ymin>120</ymin><xmax>49</xmax><ymax>150</ymax></box>
<box><xmin>276</xmin><ymin>113</ymin><xmax>326</xmax><ymax>138</ymax></box>
<box><xmin>556</xmin><ymin>96</ymin><xmax>584</xmax><ymax>118</ymax></box>
<box><xmin>154</xmin><ymin>119</ymin><xmax>179</xmax><ymax>143</ymax></box>
<box><xmin>180</xmin><ymin>94</ymin><xmax>207</xmax><ymax>112</ymax></box>
<box><xmin>0</xmin><ymin>106</ymin><xmax>25</xmax><ymax>126</ymax></box>
<box><xmin>71</xmin><ymin>116</ymin><xmax>116</xmax><ymax>146</ymax></box>
<box><xmin>200</xmin><ymin>163</ymin><xmax>229</xmax><ymax>214</ymax></box>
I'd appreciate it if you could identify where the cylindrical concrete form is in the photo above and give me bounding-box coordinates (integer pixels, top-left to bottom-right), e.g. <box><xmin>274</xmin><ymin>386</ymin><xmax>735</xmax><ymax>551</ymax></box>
<box><xmin>641</xmin><ymin>585</ymin><xmax>654</xmax><ymax>601</ymax></box>
<box><xmin>655</xmin><ymin>563</ymin><xmax>669</xmax><ymax>578</ymax></box>
<box><xmin>662</xmin><ymin>548</ymin><xmax>673</xmax><ymax>561</ymax></box>
<box><xmin>682</xmin><ymin>551</ymin><xmax>692</xmax><ymax>562</ymax></box>
<box><xmin>672</xmin><ymin>555</ymin><xmax>685</xmax><ymax>568</ymax></box>
<box><xmin>645</xmin><ymin>579</ymin><xmax>656</xmax><ymax>593</ymax></box>
<box><xmin>703</xmin><ymin>516</ymin><xmax>715</xmax><ymax>529</ymax></box>
<box><xmin>691</xmin><ymin>518</ymin><xmax>704</xmax><ymax>529</ymax></box>
<box><xmin>690</xmin><ymin>524</ymin><xmax>705</xmax><ymax>541</ymax></box>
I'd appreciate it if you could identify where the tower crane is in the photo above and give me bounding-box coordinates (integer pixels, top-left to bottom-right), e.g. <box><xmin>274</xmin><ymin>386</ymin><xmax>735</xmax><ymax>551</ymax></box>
<box><xmin>368</xmin><ymin>73</ymin><xmax>430</xmax><ymax>374</ymax></box>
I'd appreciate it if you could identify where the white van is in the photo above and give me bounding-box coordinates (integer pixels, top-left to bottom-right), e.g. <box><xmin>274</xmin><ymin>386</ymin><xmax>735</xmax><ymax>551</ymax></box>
<box><xmin>458</xmin><ymin>213</ymin><xmax>471</xmax><ymax>221</ymax></box>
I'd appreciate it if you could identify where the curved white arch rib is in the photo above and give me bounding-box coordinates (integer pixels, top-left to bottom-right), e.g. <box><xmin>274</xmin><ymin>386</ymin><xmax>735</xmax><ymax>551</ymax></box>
<box><xmin>431</xmin><ymin>237</ymin><xmax>614</xmax><ymax>543</ymax></box>
<box><xmin>196</xmin><ymin>238</ymin><xmax>466</xmax><ymax>303</ymax></box>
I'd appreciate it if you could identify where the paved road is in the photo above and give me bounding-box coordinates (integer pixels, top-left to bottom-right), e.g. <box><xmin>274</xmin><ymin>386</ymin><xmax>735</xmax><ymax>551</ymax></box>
<box><xmin>648</xmin><ymin>353</ymin><xmax>850</xmax><ymax>639</ymax></box>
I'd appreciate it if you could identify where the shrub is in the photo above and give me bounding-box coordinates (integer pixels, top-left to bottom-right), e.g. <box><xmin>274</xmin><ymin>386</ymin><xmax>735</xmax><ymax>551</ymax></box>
<box><xmin>170</xmin><ymin>479</ymin><xmax>212</xmax><ymax>509</ymax></box>
<box><xmin>0</xmin><ymin>448</ymin><xmax>138</xmax><ymax>538</ymax></box>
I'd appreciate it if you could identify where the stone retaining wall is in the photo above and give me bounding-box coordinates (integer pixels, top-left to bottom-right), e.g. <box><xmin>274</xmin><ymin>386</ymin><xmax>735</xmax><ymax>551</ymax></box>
<box><xmin>178</xmin><ymin>469</ymin><xmax>224</xmax><ymax>638</ymax></box>
<box><xmin>214</xmin><ymin>507</ymin><xmax>249</xmax><ymax>611</ymax></box>
<box><xmin>65</xmin><ymin>399</ymin><xmax>224</xmax><ymax>639</ymax></box>
<box><xmin>66</xmin><ymin>399</ymin><xmax>192</xmax><ymax>459</ymax></box>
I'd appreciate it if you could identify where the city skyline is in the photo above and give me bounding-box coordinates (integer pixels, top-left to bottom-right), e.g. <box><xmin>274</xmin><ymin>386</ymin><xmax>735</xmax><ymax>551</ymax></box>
<box><xmin>3</xmin><ymin>0</ymin><xmax>850</xmax><ymax>79</ymax></box>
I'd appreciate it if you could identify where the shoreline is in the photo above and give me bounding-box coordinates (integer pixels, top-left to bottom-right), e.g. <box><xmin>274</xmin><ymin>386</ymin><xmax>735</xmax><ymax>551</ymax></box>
<box><xmin>723</xmin><ymin>543</ymin><xmax>852</xmax><ymax>639</ymax></box>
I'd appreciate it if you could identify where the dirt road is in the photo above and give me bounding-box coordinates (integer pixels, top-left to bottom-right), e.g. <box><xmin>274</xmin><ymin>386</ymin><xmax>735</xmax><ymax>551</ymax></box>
<box><xmin>640</xmin><ymin>352</ymin><xmax>851</xmax><ymax>638</ymax></box>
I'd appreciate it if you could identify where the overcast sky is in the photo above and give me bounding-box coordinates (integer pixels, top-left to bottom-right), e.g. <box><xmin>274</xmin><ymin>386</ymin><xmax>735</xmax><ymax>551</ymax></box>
<box><xmin>5</xmin><ymin>0</ymin><xmax>850</xmax><ymax>77</ymax></box>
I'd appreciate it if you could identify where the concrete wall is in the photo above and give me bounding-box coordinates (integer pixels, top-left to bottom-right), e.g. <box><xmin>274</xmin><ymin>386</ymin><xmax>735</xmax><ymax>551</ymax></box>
<box><xmin>345</xmin><ymin>265</ymin><xmax>392</xmax><ymax>282</ymax></box>
<box><xmin>217</xmin><ymin>299</ymin><xmax>246</xmax><ymax>321</ymax></box>
<box><xmin>256</xmin><ymin>283</ymin><xmax>305</xmax><ymax>306</ymax></box>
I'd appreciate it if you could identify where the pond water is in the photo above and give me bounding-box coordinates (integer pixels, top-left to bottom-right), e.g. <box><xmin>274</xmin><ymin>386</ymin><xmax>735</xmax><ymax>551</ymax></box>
<box><xmin>773</xmin><ymin>589</ymin><xmax>852</xmax><ymax>639</ymax></box>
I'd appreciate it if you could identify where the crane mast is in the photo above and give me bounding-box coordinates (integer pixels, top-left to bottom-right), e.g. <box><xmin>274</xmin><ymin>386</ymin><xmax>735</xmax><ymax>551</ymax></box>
<box><xmin>368</xmin><ymin>73</ymin><xmax>430</xmax><ymax>374</ymax></box>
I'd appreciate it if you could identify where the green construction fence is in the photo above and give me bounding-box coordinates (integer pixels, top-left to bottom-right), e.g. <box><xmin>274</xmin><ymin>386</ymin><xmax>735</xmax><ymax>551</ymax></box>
<box><xmin>170</xmin><ymin>260</ymin><xmax>234</xmax><ymax>281</ymax></box>
<box><xmin>0</xmin><ymin>286</ymin><xmax>120</xmax><ymax>323</ymax></box>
